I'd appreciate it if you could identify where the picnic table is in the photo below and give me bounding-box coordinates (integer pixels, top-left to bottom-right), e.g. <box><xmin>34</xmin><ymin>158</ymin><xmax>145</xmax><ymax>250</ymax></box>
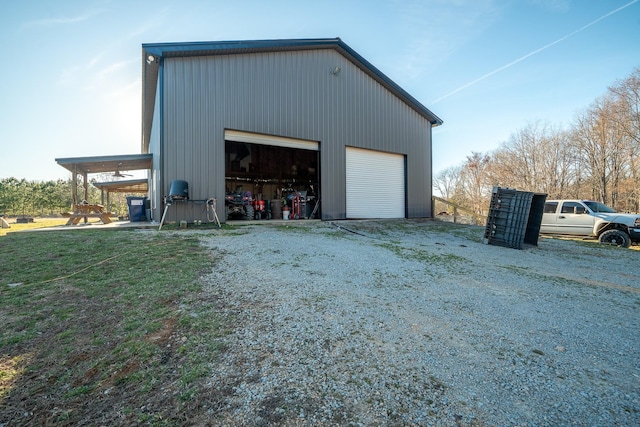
<box><xmin>62</xmin><ymin>203</ymin><xmax>115</xmax><ymax>225</ymax></box>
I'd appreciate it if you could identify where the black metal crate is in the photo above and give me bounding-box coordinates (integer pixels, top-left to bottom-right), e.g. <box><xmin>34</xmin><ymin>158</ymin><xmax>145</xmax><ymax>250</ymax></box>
<box><xmin>483</xmin><ymin>187</ymin><xmax>546</xmax><ymax>249</ymax></box>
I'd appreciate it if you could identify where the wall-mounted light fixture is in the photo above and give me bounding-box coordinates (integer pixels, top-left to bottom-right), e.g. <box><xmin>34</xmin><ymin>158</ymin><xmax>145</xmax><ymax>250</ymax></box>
<box><xmin>332</xmin><ymin>66</ymin><xmax>341</xmax><ymax>75</ymax></box>
<box><xmin>146</xmin><ymin>54</ymin><xmax>157</xmax><ymax>65</ymax></box>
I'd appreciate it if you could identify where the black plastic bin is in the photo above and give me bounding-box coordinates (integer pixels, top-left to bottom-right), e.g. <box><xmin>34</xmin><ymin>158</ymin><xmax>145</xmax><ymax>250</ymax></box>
<box><xmin>483</xmin><ymin>187</ymin><xmax>546</xmax><ymax>249</ymax></box>
<box><xmin>126</xmin><ymin>196</ymin><xmax>147</xmax><ymax>222</ymax></box>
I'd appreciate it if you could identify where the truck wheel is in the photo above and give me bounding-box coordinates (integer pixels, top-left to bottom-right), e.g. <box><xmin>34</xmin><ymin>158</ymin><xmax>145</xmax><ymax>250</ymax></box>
<box><xmin>599</xmin><ymin>229</ymin><xmax>631</xmax><ymax>248</ymax></box>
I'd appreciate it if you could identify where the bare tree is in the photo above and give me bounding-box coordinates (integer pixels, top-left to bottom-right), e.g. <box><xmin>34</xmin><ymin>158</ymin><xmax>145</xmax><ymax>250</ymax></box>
<box><xmin>487</xmin><ymin>121</ymin><xmax>578</xmax><ymax>198</ymax></box>
<box><xmin>608</xmin><ymin>68</ymin><xmax>640</xmax><ymax>211</ymax></box>
<box><xmin>489</xmin><ymin>121</ymin><xmax>547</xmax><ymax>190</ymax></box>
<box><xmin>459</xmin><ymin>152</ymin><xmax>491</xmax><ymax>216</ymax></box>
<box><xmin>442</xmin><ymin>68</ymin><xmax>640</xmax><ymax>213</ymax></box>
<box><xmin>433</xmin><ymin>165</ymin><xmax>461</xmax><ymax>200</ymax></box>
<box><xmin>572</xmin><ymin>95</ymin><xmax>628</xmax><ymax>208</ymax></box>
<box><xmin>537</xmin><ymin>129</ymin><xmax>578</xmax><ymax>198</ymax></box>
<box><xmin>609</xmin><ymin>68</ymin><xmax>640</xmax><ymax>147</ymax></box>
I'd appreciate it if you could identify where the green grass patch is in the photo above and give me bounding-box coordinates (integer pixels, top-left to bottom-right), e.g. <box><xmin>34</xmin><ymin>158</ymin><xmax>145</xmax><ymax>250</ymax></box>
<box><xmin>374</xmin><ymin>241</ymin><xmax>470</xmax><ymax>279</ymax></box>
<box><xmin>497</xmin><ymin>264</ymin><xmax>585</xmax><ymax>288</ymax></box>
<box><xmin>0</xmin><ymin>228</ymin><xmax>228</xmax><ymax>425</ymax></box>
<box><xmin>375</xmin><ymin>241</ymin><xmax>467</xmax><ymax>265</ymax></box>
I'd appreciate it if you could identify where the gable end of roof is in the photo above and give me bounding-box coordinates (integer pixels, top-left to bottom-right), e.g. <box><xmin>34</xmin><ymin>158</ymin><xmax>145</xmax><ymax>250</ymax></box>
<box><xmin>141</xmin><ymin>38</ymin><xmax>442</xmax><ymax>151</ymax></box>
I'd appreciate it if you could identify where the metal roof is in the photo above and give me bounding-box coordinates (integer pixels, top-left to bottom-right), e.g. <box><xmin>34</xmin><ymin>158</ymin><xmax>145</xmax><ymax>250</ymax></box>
<box><xmin>55</xmin><ymin>154</ymin><xmax>153</xmax><ymax>176</ymax></box>
<box><xmin>141</xmin><ymin>38</ymin><xmax>443</xmax><ymax>152</ymax></box>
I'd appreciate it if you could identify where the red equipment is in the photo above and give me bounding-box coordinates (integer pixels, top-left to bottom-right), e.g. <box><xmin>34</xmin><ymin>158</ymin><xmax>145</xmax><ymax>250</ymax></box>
<box><xmin>253</xmin><ymin>199</ymin><xmax>266</xmax><ymax>219</ymax></box>
<box><xmin>289</xmin><ymin>191</ymin><xmax>303</xmax><ymax>220</ymax></box>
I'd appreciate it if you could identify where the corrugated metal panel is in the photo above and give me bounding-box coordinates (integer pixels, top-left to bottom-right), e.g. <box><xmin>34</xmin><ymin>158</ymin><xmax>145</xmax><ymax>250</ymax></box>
<box><xmin>141</xmin><ymin>38</ymin><xmax>443</xmax><ymax>151</ymax></box>
<box><xmin>159</xmin><ymin>49</ymin><xmax>434</xmax><ymax>222</ymax></box>
<box><xmin>346</xmin><ymin>147</ymin><xmax>405</xmax><ymax>218</ymax></box>
<box><xmin>149</xmin><ymin>78</ymin><xmax>162</xmax><ymax>217</ymax></box>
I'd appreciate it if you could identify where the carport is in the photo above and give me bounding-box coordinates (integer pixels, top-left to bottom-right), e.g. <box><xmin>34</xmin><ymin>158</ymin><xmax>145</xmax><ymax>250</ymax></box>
<box><xmin>92</xmin><ymin>179</ymin><xmax>149</xmax><ymax>214</ymax></box>
<box><xmin>55</xmin><ymin>154</ymin><xmax>152</xmax><ymax>205</ymax></box>
<box><xmin>55</xmin><ymin>154</ymin><xmax>152</xmax><ymax>223</ymax></box>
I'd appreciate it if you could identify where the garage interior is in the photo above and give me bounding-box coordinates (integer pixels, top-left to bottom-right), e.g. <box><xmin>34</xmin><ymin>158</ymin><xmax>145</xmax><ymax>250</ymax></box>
<box><xmin>224</xmin><ymin>140</ymin><xmax>320</xmax><ymax>220</ymax></box>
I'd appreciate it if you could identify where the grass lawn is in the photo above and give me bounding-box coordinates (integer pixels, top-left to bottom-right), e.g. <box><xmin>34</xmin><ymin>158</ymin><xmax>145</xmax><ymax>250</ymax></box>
<box><xmin>0</xmin><ymin>217</ymin><xmax>69</xmax><ymax>236</ymax></box>
<box><xmin>0</xmin><ymin>226</ymin><xmax>228</xmax><ymax>425</ymax></box>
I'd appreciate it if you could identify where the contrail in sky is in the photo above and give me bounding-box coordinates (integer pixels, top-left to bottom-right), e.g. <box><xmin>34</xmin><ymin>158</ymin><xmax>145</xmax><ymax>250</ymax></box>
<box><xmin>431</xmin><ymin>0</ymin><xmax>638</xmax><ymax>104</ymax></box>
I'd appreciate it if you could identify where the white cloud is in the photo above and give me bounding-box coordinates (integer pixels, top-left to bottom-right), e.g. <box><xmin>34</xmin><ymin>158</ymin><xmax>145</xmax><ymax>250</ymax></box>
<box><xmin>387</xmin><ymin>0</ymin><xmax>503</xmax><ymax>80</ymax></box>
<box><xmin>430</xmin><ymin>0</ymin><xmax>639</xmax><ymax>104</ymax></box>
<box><xmin>125</xmin><ymin>6</ymin><xmax>171</xmax><ymax>40</ymax></box>
<box><xmin>86</xmin><ymin>52</ymin><xmax>107</xmax><ymax>70</ymax></box>
<box><xmin>95</xmin><ymin>59</ymin><xmax>136</xmax><ymax>82</ymax></box>
<box><xmin>22</xmin><ymin>9</ymin><xmax>104</xmax><ymax>29</ymax></box>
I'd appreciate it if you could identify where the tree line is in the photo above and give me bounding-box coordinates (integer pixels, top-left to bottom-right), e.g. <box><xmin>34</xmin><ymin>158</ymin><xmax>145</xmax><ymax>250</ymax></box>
<box><xmin>0</xmin><ymin>177</ymin><xmax>130</xmax><ymax>217</ymax></box>
<box><xmin>434</xmin><ymin>67</ymin><xmax>640</xmax><ymax>216</ymax></box>
<box><xmin>0</xmin><ymin>178</ymin><xmax>73</xmax><ymax>216</ymax></box>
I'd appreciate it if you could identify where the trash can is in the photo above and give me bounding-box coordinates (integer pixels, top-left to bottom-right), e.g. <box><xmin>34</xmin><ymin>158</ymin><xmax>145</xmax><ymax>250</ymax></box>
<box><xmin>126</xmin><ymin>196</ymin><xmax>147</xmax><ymax>222</ymax></box>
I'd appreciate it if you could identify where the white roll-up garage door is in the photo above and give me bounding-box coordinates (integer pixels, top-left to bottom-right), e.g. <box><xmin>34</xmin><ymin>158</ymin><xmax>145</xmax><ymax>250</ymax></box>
<box><xmin>346</xmin><ymin>147</ymin><xmax>405</xmax><ymax>218</ymax></box>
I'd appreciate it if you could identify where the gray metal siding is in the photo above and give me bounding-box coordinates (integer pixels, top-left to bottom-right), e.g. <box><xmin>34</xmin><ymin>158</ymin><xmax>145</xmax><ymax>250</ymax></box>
<box><xmin>159</xmin><ymin>49</ymin><xmax>433</xmax><ymax>221</ymax></box>
<box><xmin>148</xmin><ymin>76</ymin><xmax>162</xmax><ymax>221</ymax></box>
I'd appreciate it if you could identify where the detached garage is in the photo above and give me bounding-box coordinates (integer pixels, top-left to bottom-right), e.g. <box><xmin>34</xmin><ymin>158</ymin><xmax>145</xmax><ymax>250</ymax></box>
<box><xmin>141</xmin><ymin>38</ymin><xmax>442</xmax><ymax>223</ymax></box>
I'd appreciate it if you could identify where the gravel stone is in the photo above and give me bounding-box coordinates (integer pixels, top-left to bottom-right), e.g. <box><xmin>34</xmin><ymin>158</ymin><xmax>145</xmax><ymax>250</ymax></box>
<box><xmin>198</xmin><ymin>219</ymin><xmax>639</xmax><ymax>426</ymax></box>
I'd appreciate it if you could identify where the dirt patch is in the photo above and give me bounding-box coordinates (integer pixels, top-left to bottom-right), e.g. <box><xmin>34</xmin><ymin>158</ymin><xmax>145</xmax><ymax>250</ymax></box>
<box><xmin>146</xmin><ymin>316</ymin><xmax>179</xmax><ymax>346</ymax></box>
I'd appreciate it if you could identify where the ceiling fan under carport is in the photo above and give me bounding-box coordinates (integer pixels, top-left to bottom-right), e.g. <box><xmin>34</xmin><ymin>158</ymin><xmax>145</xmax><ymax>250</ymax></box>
<box><xmin>112</xmin><ymin>163</ymin><xmax>133</xmax><ymax>178</ymax></box>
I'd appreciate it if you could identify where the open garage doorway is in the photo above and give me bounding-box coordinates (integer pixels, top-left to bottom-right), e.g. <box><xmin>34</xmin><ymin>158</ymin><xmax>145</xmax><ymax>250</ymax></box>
<box><xmin>224</xmin><ymin>130</ymin><xmax>320</xmax><ymax>221</ymax></box>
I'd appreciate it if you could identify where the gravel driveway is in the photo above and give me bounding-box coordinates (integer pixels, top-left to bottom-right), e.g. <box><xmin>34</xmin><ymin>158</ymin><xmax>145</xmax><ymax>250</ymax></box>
<box><xmin>199</xmin><ymin>219</ymin><xmax>639</xmax><ymax>426</ymax></box>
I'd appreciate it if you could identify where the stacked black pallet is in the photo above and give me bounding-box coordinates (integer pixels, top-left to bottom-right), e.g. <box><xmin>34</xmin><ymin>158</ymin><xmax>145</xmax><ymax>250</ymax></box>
<box><xmin>483</xmin><ymin>187</ymin><xmax>546</xmax><ymax>249</ymax></box>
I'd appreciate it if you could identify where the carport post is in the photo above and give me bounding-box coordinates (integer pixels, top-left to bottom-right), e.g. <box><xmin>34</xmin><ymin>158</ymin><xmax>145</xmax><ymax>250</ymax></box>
<box><xmin>83</xmin><ymin>172</ymin><xmax>88</xmax><ymax>223</ymax></box>
<box><xmin>99</xmin><ymin>188</ymin><xmax>112</xmax><ymax>213</ymax></box>
<box><xmin>72</xmin><ymin>165</ymin><xmax>78</xmax><ymax>206</ymax></box>
<box><xmin>83</xmin><ymin>172</ymin><xmax>88</xmax><ymax>202</ymax></box>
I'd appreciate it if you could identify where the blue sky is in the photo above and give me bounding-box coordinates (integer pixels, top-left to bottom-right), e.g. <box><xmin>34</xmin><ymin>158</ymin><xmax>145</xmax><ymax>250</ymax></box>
<box><xmin>1</xmin><ymin>0</ymin><xmax>638</xmax><ymax>181</ymax></box>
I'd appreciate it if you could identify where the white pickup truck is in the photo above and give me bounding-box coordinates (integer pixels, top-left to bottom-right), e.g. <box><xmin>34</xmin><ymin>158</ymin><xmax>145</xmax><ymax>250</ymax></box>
<box><xmin>540</xmin><ymin>200</ymin><xmax>640</xmax><ymax>247</ymax></box>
